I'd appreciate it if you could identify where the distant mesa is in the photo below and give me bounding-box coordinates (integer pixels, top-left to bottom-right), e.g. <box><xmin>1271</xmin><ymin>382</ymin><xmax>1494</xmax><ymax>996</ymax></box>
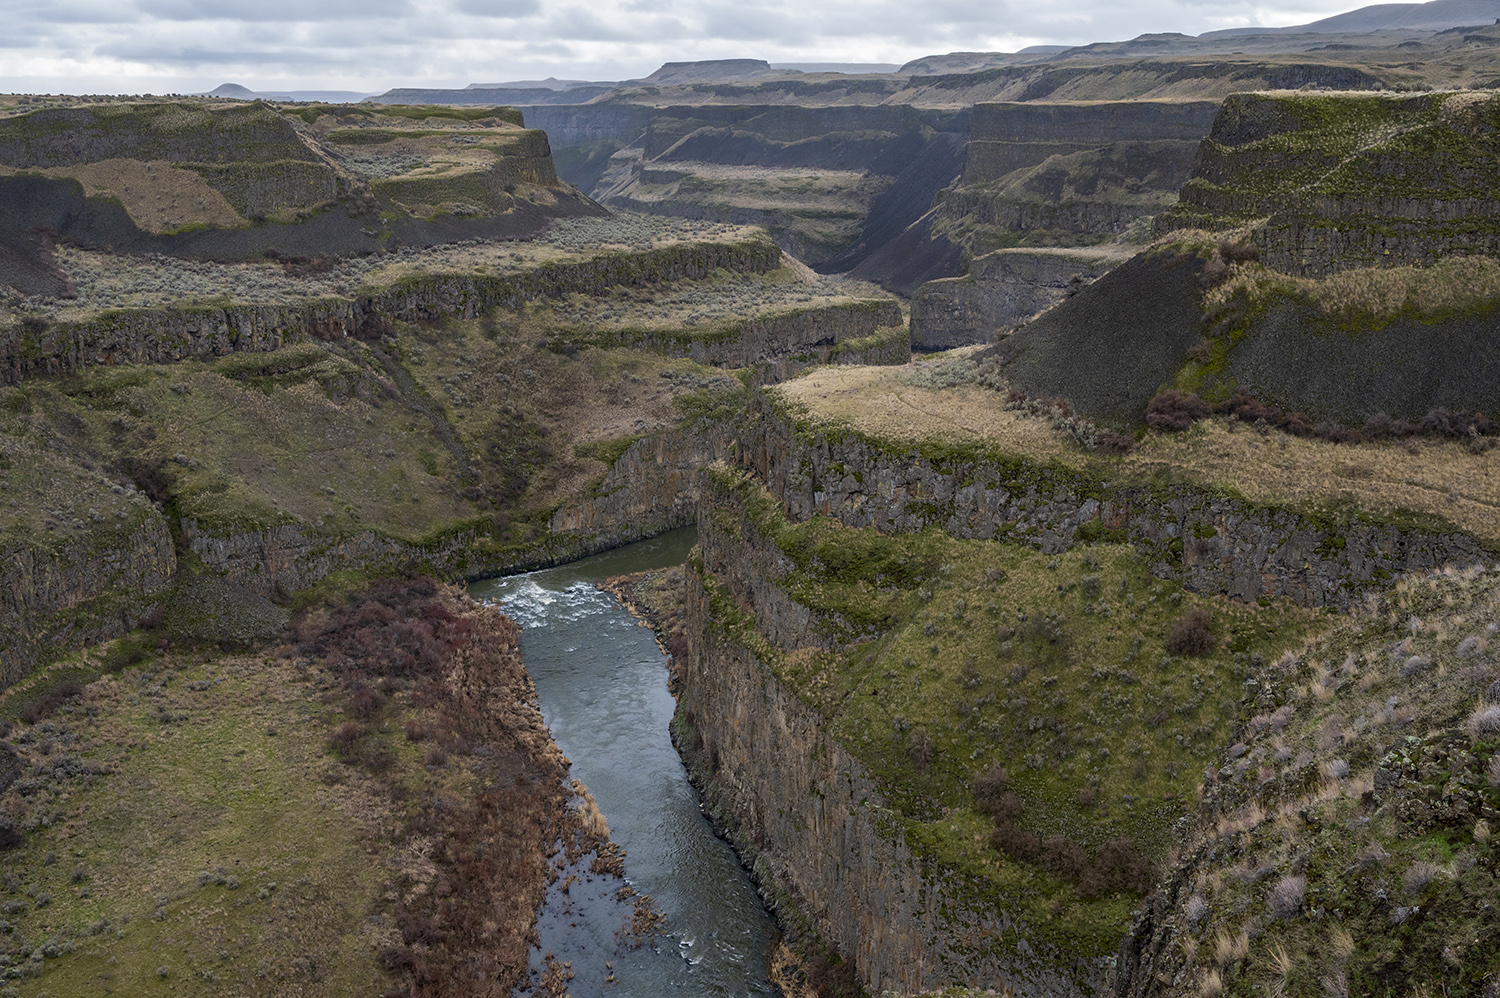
<box><xmin>204</xmin><ymin>82</ymin><xmax>375</xmax><ymax>103</ymax></box>
<box><xmin>639</xmin><ymin>59</ymin><xmax>780</xmax><ymax>84</ymax></box>
<box><xmin>768</xmin><ymin>62</ymin><xmax>903</xmax><ymax>74</ymax></box>
<box><xmin>1204</xmin><ymin>0</ymin><xmax>1500</xmax><ymax>36</ymax></box>
<box><xmin>465</xmin><ymin>78</ymin><xmax>613</xmax><ymax>91</ymax></box>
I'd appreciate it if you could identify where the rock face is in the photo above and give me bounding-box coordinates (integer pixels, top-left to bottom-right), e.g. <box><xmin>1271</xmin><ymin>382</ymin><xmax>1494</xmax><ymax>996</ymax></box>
<box><xmin>543</xmin><ymin>298</ymin><xmax>903</xmax><ymax>369</ymax></box>
<box><xmin>1157</xmin><ymin>90</ymin><xmax>1500</xmax><ymax>275</ymax></box>
<box><xmin>0</xmin><ymin>237</ymin><xmax>782</xmax><ymax>384</ymax></box>
<box><xmin>995</xmin><ymin>247</ymin><xmax>1208</xmax><ymax>426</ymax></box>
<box><xmin>0</xmin><ymin>101</ymin><xmax>604</xmax><ymax>273</ymax></box>
<box><xmin>909</xmin><ymin>248</ymin><xmax>1122</xmax><ymax>349</ymax></box>
<box><xmin>0</xmin><ymin>512</ymin><xmax>176</xmax><ymax>684</ymax></box>
<box><xmin>738</xmin><ymin>393</ymin><xmax>1482</xmax><ymax>606</ymax></box>
<box><xmin>671</xmin><ymin>394</ymin><xmax>1485</xmax><ymax>995</ymax></box>
<box><xmin>933</xmin><ymin>101</ymin><xmax>1220</xmax><ymax>256</ymax></box>
<box><xmin>961</xmin><ymin>101</ymin><xmax>1221</xmax><ymax>185</ymax></box>
<box><xmin>676</xmin><ymin>474</ymin><xmax>1092</xmax><ymax>997</ymax></box>
<box><xmin>532</xmin><ymin>103</ymin><xmax>971</xmax><ymax>277</ymax></box>
<box><xmin>548</xmin><ymin>429</ymin><xmax>729</xmax><ymax>545</ymax></box>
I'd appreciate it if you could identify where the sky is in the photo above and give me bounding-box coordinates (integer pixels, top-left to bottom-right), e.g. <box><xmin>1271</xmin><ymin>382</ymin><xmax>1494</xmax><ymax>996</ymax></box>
<box><xmin>0</xmin><ymin>0</ymin><xmax>1371</xmax><ymax>95</ymax></box>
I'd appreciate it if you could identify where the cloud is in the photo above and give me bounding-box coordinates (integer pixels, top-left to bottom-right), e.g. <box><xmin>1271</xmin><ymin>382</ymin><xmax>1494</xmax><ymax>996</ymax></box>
<box><xmin>135</xmin><ymin>0</ymin><xmax>417</xmax><ymax>21</ymax></box>
<box><xmin>0</xmin><ymin>0</ymin><xmax>1373</xmax><ymax>93</ymax></box>
<box><xmin>451</xmin><ymin>0</ymin><xmax>543</xmax><ymax>18</ymax></box>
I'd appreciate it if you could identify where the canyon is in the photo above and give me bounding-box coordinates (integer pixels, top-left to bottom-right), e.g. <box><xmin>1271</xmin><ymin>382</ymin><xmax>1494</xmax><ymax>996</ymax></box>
<box><xmin>4</xmin><ymin>13</ymin><xmax>1500</xmax><ymax>994</ymax></box>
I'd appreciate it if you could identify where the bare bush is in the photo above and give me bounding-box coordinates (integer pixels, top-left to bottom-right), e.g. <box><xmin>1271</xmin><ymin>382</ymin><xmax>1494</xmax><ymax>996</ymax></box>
<box><xmin>1146</xmin><ymin>390</ymin><xmax>1211</xmax><ymax>432</ymax></box>
<box><xmin>1468</xmin><ymin>703</ymin><xmax>1500</xmax><ymax>741</ymax></box>
<box><xmin>1266</xmin><ymin>873</ymin><xmax>1306</xmax><ymax>919</ymax></box>
<box><xmin>1167</xmin><ymin>608</ymin><xmax>1216</xmax><ymax>657</ymax></box>
<box><xmin>1403</xmin><ymin>860</ymin><xmax>1445</xmax><ymax>896</ymax></box>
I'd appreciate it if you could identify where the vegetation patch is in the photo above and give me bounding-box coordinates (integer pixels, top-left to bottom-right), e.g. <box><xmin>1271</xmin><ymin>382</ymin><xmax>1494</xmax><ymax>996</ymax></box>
<box><xmin>0</xmin><ymin>579</ymin><xmax>599</xmax><ymax>997</ymax></box>
<box><xmin>702</xmin><ymin>465</ymin><xmax>1321</xmax><ymax>965</ymax></box>
<box><xmin>1128</xmin><ymin>565</ymin><xmax>1500</xmax><ymax>998</ymax></box>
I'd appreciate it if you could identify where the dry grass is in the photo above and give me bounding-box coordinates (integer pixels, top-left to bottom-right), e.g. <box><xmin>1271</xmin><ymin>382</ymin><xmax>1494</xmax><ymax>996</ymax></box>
<box><xmin>0</xmin><ymin>648</ymin><xmax>402</xmax><ymax>994</ymax></box>
<box><xmin>775</xmin><ymin>349</ymin><xmax>1072</xmax><ymax>460</ymax></box>
<box><xmin>1205</xmin><ymin>256</ymin><xmax>1500</xmax><ymax>329</ymax></box>
<box><xmin>18</xmin><ymin>214</ymin><xmax>760</xmax><ymax>318</ymax></box>
<box><xmin>0</xmin><ymin>159</ymin><xmax>244</xmax><ymax>232</ymax></box>
<box><xmin>776</xmin><ymin>355</ymin><xmax>1500</xmax><ymax>544</ymax></box>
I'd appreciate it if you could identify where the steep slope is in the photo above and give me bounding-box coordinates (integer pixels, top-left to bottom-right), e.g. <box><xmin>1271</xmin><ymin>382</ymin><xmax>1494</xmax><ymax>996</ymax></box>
<box><xmin>993</xmin><ymin>90</ymin><xmax>1500</xmax><ymax>429</ymax></box>
<box><xmin>0</xmin><ymin>99</ymin><xmax>604</xmax><ymax>278</ymax></box>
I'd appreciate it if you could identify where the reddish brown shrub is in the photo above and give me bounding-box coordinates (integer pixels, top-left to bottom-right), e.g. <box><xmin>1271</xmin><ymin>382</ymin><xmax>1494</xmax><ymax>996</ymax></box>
<box><xmin>1040</xmin><ymin>834</ymin><xmax>1089</xmax><ymax>882</ymax></box>
<box><xmin>21</xmin><ymin>680</ymin><xmax>83</xmax><ymax>725</ymax></box>
<box><xmin>972</xmin><ymin>765</ymin><xmax>1011</xmax><ymax>815</ymax></box>
<box><xmin>990</xmin><ymin>821</ymin><xmax>1043</xmax><ymax>864</ymax></box>
<box><xmin>1078</xmin><ymin>837</ymin><xmax>1156</xmax><ymax>898</ymax></box>
<box><xmin>908</xmin><ymin>728</ymin><xmax>934</xmax><ymax>772</ymax></box>
<box><xmin>1217</xmin><ymin>237</ymin><xmax>1259</xmax><ymax>263</ymax></box>
<box><xmin>348</xmin><ymin>683</ymin><xmax>383</xmax><ymax>719</ymax></box>
<box><xmin>1146</xmin><ymin>390</ymin><xmax>1211</xmax><ymax>431</ymax></box>
<box><xmin>331</xmin><ymin>720</ymin><xmax>362</xmax><ymax>749</ymax></box>
<box><xmin>1167</xmin><ymin>608</ymin><xmax>1216</xmax><ymax>657</ymax></box>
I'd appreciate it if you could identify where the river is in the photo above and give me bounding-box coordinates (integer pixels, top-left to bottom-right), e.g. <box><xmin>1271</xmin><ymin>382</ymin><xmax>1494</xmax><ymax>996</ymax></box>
<box><xmin>470</xmin><ymin>528</ymin><xmax>779</xmax><ymax>998</ymax></box>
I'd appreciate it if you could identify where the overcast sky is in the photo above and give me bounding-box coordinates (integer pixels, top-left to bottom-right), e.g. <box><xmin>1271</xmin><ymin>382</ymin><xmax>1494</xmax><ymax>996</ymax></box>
<box><xmin>1</xmin><ymin>0</ymin><xmax>1368</xmax><ymax>95</ymax></box>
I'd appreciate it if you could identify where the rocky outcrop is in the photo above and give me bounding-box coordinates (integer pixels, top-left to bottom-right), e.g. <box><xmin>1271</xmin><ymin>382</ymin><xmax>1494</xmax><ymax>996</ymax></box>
<box><xmin>677</xmin><ymin>472</ymin><xmax>1095</xmax><ymax>997</ymax></box>
<box><xmin>0</xmin><ymin>511</ymin><xmax>177</xmax><ymax>684</ymax></box>
<box><xmin>0</xmin><ymin>237</ymin><xmax>782</xmax><ymax>384</ymax></box>
<box><xmin>1157</xmin><ymin>91</ymin><xmax>1500</xmax><ymax>275</ymax></box>
<box><xmin>928</xmin><ymin>101</ymin><xmax>1218</xmax><ymax>258</ymax></box>
<box><xmin>548</xmin><ymin>429</ymin><xmax>730</xmax><ymax>543</ymax></box>
<box><xmin>962</xmin><ymin>101</ymin><xmax>1220</xmax><ymax>185</ymax></box>
<box><xmin>552</xmin><ymin>103</ymin><xmax>971</xmax><ymax>275</ymax></box>
<box><xmin>734</xmin><ymin>395</ymin><xmax>1484</xmax><ymax>610</ymax></box>
<box><xmin>909</xmin><ymin>248</ymin><xmax>1122</xmax><ymax>349</ymax></box>
<box><xmin>543</xmin><ymin>298</ymin><xmax>903</xmax><ymax>369</ymax></box>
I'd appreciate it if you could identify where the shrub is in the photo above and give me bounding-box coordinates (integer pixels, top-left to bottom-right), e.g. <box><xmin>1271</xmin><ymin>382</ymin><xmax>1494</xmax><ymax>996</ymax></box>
<box><xmin>1200</xmin><ymin>255</ymin><xmax>1230</xmax><ymax>288</ymax></box>
<box><xmin>908</xmin><ymin>728</ymin><xmax>934</xmax><ymax>771</ymax></box>
<box><xmin>331</xmin><ymin>721</ymin><xmax>361</xmax><ymax>750</ymax></box>
<box><xmin>1217</xmin><ymin>237</ymin><xmax>1259</xmax><ymax>263</ymax></box>
<box><xmin>1402</xmin><ymin>860</ymin><xmax>1444</xmax><ymax>896</ymax></box>
<box><xmin>1146</xmin><ymin>390</ymin><xmax>1211</xmax><ymax>432</ymax></box>
<box><xmin>990</xmin><ymin>821</ymin><xmax>1042</xmax><ymax>864</ymax></box>
<box><xmin>1469</xmin><ymin>704</ymin><xmax>1500</xmax><ymax>741</ymax></box>
<box><xmin>1167</xmin><ymin>608</ymin><xmax>1216</xmax><ymax>657</ymax></box>
<box><xmin>21</xmin><ymin>680</ymin><xmax>84</xmax><ymax>725</ymax></box>
<box><xmin>1400</xmin><ymin>655</ymin><xmax>1432</xmax><ymax>678</ymax></box>
<box><xmin>972</xmin><ymin>765</ymin><xmax>1011</xmax><ymax>813</ymax></box>
<box><xmin>347</xmin><ymin>683</ymin><xmax>383</xmax><ymax>720</ymax></box>
<box><xmin>1079</xmin><ymin>838</ymin><xmax>1155</xmax><ymax>898</ymax></box>
<box><xmin>1266</xmin><ymin>873</ymin><xmax>1306</xmax><ymax>919</ymax></box>
<box><xmin>1040</xmin><ymin>834</ymin><xmax>1089</xmax><ymax>882</ymax></box>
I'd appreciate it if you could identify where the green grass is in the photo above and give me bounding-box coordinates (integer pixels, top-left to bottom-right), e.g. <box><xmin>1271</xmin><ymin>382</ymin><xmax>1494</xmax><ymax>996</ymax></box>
<box><xmin>0</xmin><ymin>651</ymin><xmax>399</xmax><ymax>996</ymax></box>
<box><xmin>701</xmin><ymin>465</ymin><xmax>1323</xmax><ymax>964</ymax></box>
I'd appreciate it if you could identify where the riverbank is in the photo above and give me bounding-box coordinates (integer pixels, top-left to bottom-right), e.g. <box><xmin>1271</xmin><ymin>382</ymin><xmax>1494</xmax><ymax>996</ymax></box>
<box><xmin>0</xmin><ymin>579</ymin><xmax>591</xmax><ymax>997</ymax></box>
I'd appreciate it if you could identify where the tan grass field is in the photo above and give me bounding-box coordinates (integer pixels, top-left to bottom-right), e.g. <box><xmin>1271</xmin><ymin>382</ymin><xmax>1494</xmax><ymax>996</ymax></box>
<box><xmin>777</xmin><ymin>353</ymin><xmax>1500</xmax><ymax>544</ymax></box>
<box><xmin>0</xmin><ymin>160</ymin><xmax>245</xmax><ymax>233</ymax></box>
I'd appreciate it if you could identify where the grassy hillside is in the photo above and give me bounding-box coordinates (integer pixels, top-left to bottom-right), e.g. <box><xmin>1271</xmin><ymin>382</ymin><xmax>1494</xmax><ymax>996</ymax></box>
<box><xmin>0</xmin><ymin>580</ymin><xmax>594</xmax><ymax>997</ymax></box>
<box><xmin>699</xmin><ymin>463</ymin><xmax>1322</xmax><ymax>972</ymax></box>
<box><xmin>1119</xmin><ymin>563</ymin><xmax>1500</xmax><ymax>998</ymax></box>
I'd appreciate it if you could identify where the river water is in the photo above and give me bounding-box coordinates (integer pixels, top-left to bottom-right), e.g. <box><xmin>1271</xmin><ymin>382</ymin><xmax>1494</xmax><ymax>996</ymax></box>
<box><xmin>470</xmin><ymin>528</ymin><xmax>779</xmax><ymax>998</ymax></box>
